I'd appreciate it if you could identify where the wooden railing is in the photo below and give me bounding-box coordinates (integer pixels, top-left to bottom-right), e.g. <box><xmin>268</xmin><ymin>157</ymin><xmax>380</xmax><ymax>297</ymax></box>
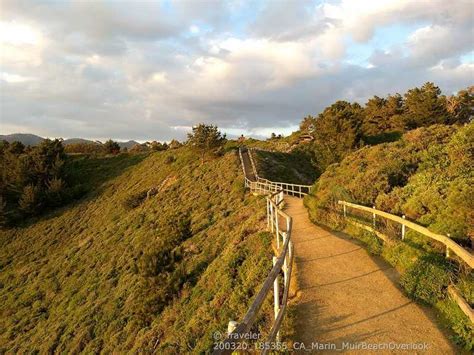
<box><xmin>339</xmin><ymin>200</ymin><xmax>474</xmax><ymax>323</ymax></box>
<box><xmin>213</xmin><ymin>190</ymin><xmax>293</xmax><ymax>354</ymax></box>
<box><xmin>338</xmin><ymin>201</ymin><xmax>474</xmax><ymax>268</ymax></box>
<box><xmin>242</xmin><ymin>148</ymin><xmax>312</xmax><ymax>198</ymax></box>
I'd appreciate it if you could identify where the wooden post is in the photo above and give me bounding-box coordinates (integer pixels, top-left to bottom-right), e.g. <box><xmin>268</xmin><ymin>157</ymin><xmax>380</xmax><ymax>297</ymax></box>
<box><xmin>282</xmin><ymin>233</ymin><xmax>288</xmax><ymax>287</ymax></box>
<box><xmin>401</xmin><ymin>215</ymin><xmax>406</xmax><ymax>240</ymax></box>
<box><xmin>266</xmin><ymin>199</ymin><xmax>270</xmax><ymax>230</ymax></box>
<box><xmin>272</xmin><ymin>256</ymin><xmax>280</xmax><ymax>342</ymax></box>
<box><xmin>372</xmin><ymin>206</ymin><xmax>376</xmax><ymax>228</ymax></box>
<box><xmin>299</xmin><ymin>185</ymin><xmax>301</xmax><ymax>198</ymax></box>
<box><xmin>275</xmin><ymin>210</ymin><xmax>280</xmax><ymax>249</ymax></box>
<box><xmin>446</xmin><ymin>234</ymin><xmax>451</xmax><ymax>258</ymax></box>
<box><xmin>270</xmin><ymin>203</ymin><xmax>274</xmax><ymax>233</ymax></box>
<box><xmin>343</xmin><ymin>204</ymin><xmax>347</xmax><ymax>218</ymax></box>
<box><xmin>227</xmin><ymin>320</ymin><xmax>238</xmax><ymax>334</ymax></box>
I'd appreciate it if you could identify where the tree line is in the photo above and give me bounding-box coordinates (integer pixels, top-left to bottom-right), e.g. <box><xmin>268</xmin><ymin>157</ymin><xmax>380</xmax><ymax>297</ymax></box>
<box><xmin>296</xmin><ymin>82</ymin><xmax>473</xmax><ymax>174</ymax></box>
<box><xmin>0</xmin><ymin>125</ymin><xmax>227</xmax><ymax>226</ymax></box>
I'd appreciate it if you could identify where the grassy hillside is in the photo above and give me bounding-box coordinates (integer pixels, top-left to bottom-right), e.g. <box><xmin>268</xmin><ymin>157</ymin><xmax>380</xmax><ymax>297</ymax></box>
<box><xmin>304</xmin><ymin>123</ymin><xmax>473</xmax><ymax>348</ymax></box>
<box><xmin>253</xmin><ymin>150</ymin><xmax>317</xmax><ymax>185</ymax></box>
<box><xmin>0</xmin><ymin>148</ymin><xmax>274</xmax><ymax>353</ymax></box>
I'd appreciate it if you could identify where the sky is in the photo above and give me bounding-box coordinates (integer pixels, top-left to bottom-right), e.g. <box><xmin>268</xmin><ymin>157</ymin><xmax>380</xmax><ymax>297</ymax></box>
<box><xmin>1</xmin><ymin>0</ymin><xmax>473</xmax><ymax>141</ymax></box>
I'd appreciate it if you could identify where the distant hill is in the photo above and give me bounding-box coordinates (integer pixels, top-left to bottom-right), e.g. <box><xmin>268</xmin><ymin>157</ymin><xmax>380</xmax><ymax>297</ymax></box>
<box><xmin>0</xmin><ymin>133</ymin><xmax>44</xmax><ymax>146</ymax></box>
<box><xmin>0</xmin><ymin>133</ymin><xmax>140</xmax><ymax>148</ymax></box>
<box><xmin>117</xmin><ymin>140</ymin><xmax>139</xmax><ymax>149</ymax></box>
<box><xmin>63</xmin><ymin>138</ymin><xmax>99</xmax><ymax>145</ymax></box>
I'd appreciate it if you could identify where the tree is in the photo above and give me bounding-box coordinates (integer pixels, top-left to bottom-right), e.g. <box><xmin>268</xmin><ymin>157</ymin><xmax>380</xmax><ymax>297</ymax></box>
<box><xmin>18</xmin><ymin>184</ymin><xmax>41</xmax><ymax>215</ymax></box>
<box><xmin>404</xmin><ymin>82</ymin><xmax>448</xmax><ymax>128</ymax></box>
<box><xmin>104</xmin><ymin>139</ymin><xmax>120</xmax><ymax>154</ymax></box>
<box><xmin>311</xmin><ymin>101</ymin><xmax>364</xmax><ymax>170</ymax></box>
<box><xmin>299</xmin><ymin>115</ymin><xmax>317</xmax><ymax>134</ymax></box>
<box><xmin>445</xmin><ymin>86</ymin><xmax>474</xmax><ymax>124</ymax></box>
<box><xmin>362</xmin><ymin>94</ymin><xmax>404</xmax><ymax>136</ymax></box>
<box><xmin>169</xmin><ymin>139</ymin><xmax>182</xmax><ymax>149</ymax></box>
<box><xmin>151</xmin><ymin>141</ymin><xmax>167</xmax><ymax>151</ymax></box>
<box><xmin>8</xmin><ymin>141</ymin><xmax>25</xmax><ymax>155</ymax></box>
<box><xmin>187</xmin><ymin>124</ymin><xmax>226</xmax><ymax>163</ymax></box>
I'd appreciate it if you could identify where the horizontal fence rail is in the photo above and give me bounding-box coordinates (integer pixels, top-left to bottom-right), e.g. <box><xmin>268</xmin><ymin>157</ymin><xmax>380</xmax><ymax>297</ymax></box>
<box><xmin>339</xmin><ymin>200</ymin><xmax>474</xmax><ymax>324</ymax></box>
<box><xmin>338</xmin><ymin>201</ymin><xmax>474</xmax><ymax>268</ymax></box>
<box><xmin>213</xmin><ymin>190</ymin><xmax>293</xmax><ymax>354</ymax></box>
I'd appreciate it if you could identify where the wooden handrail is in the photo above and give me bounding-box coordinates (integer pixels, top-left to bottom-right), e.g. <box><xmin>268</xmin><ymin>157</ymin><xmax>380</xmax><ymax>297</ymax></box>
<box><xmin>338</xmin><ymin>200</ymin><xmax>474</xmax><ymax>268</ymax></box>
<box><xmin>213</xmin><ymin>188</ymin><xmax>293</xmax><ymax>354</ymax></box>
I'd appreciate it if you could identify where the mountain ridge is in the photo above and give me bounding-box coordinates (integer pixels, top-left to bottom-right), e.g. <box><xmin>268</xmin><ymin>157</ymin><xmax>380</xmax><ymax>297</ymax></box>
<box><xmin>0</xmin><ymin>133</ymin><xmax>140</xmax><ymax>149</ymax></box>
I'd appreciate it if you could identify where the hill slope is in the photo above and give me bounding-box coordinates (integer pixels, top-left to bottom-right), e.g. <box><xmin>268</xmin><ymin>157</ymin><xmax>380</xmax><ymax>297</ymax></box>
<box><xmin>0</xmin><ymin>148</ymin><xmax>273</xmax><ymax>352</ymax></box>
<box><xmin>0</xmin><ymin>133</ymin><xmax>44</xmax><ymax>146</ymax></box>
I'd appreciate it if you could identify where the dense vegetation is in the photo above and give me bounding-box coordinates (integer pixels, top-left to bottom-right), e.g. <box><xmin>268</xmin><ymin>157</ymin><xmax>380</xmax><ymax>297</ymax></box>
<box><xmin>0</xmin><ymin>139</ymin><xmax>83</xmax><ymax>226</ymax></box>
<box><xmin>304</xmin><ymin>123</ymin><xmax>473</xmax><ymax>348</ymax></box>
<box><xmin>0</xmin><ymin>147</ymin><xmax>274</xmax><ymax>352</ymax></box>
<box><xmin>295</xmin><ymin>83</ymin><xmax>472</xmax><ymax>175</ymax></box>
<box><xmin>253</xmin><ymin>149</ymin><xmax>316</xmax><ymax>185</ymax></box>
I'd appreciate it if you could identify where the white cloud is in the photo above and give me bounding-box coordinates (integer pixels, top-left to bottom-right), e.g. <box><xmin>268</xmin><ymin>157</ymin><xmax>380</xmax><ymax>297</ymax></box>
<box><xmin>0</xmin><ymin>0</ymin><xmax>472</xmax><ymax>140</ymax></box>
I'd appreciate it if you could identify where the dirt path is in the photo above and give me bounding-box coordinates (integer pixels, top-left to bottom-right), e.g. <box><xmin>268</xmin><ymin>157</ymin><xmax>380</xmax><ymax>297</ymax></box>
<box><xmin>285</xmin><ymin>196</ymin><xmax>457</xmax><ymax>354</ymax></box>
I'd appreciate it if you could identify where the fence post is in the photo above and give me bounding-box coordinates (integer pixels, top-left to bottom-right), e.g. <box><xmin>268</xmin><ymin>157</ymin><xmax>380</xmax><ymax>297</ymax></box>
<box><xmin>446</xmin><ymin>234</ymin><xmax>451</xmax><ymax>258</ymax></box>
<box><xmin>266</xmin><ymin>199</ymin><xmax>270</xmax><ymax>230</ymax></box>
<box><xmin>272</xmin><ymin>256</ymin><xmax>280</xmax><ymax>343</ymax></box>
<box><xmin>227</xmin><ymin>320</ymin><xmax>238</xmax><ymax>335</ymax></box>
<box><xmin>343</xmin><ymin>204</ymin><xmax>347</xmax><ymax>218</ymax></box>
<box><xmin>372</xmin><ymin>206</ymin><xmax>376</xmax><ymax>228</ymax></box>
<box><xmin>275</xmin><ymin>210</ymin><xmax>280</xmax><ymax>249</ymax></box>
<box><xmin>282</xmin><ymin>232</ymin><xmax>288</xmax><ymax>287</ymax></box>
<box><xmin>401</xmin><ymin>215</ymin><xmax>406</xmax><ymax>240</ymax></box>
<box><xmin>270</xmin><ymin>203</ymin><xmax>274</xmax><ymax>233</ymax></box>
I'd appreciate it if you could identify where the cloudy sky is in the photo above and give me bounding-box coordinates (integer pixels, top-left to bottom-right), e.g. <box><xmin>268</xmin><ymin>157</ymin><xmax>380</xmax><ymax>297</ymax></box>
<box><xmin>1</xmin><ymin>0</ymin><xmax>473</xmax><ymax>141</ymax></box>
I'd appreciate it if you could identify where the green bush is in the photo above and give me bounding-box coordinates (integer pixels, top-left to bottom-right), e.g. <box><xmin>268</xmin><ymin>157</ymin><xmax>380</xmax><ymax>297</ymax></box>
<box><xmin>122</xmin><ymin>190</ymin><xmax>148</xmax><ymax>209</ymax></box>
<box><xmin>400</xmin><ymin>255</ymin><xmax>454</xmax><ymax>305</ymax></box>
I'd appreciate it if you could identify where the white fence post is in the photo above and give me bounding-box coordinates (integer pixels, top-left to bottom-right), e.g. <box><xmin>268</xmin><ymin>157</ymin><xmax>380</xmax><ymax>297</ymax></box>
<box><xmin>372</xmin><ymin>206</ymin><xmax>376</xmax><ymax>228</ymax></box>
<box><xmin>272</xmin><ymin>256</ymin><xmax>280</xmax><ymax>342</ymax></box>
<box><xmin>275</xmin><ymin>210</ymin><xmax>280</xmax><ymax>249</ymax></box>
<box><xmin>343</xmin><ymin>204</ymin><xmax>347</xmax><ymax>218</ymax></box>
<box><xmin>282</xmin><ymin>232</ymin><xmax>288</xmax><ymax>287</ymax></box>
<box><xmin>227</xmin><ymin>320</ymin><xmax>238</xmax><ymax>335</ymax></box>
<box><xmin>267</xmin><ymin>199</ymin><xmax>270</xmax><ymax>230</ymax></box>
<box><xmin>401</xmin><ymin>215</ymin><xmax>406</xmax><ymax>240</ymax></box>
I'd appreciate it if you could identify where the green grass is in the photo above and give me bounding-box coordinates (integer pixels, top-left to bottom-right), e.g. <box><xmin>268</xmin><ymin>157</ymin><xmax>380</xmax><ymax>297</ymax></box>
<box><xmin>253</xmin><ymin>150</ymin><xmax>317</xmax><ymax>185</ymax></box>
<box><xmin>0</xmin><ymin>148</ymin><xmax>275</xmax><ymax>352</ymax></box>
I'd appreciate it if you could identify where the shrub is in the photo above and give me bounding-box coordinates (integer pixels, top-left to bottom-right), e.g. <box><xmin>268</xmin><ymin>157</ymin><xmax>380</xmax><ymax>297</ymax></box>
<box><xmin>19</xmin><ymin>185</ymin><xmax>41</xmax><ymax>215</ymax></box>
<box><xmin>400</xmin><ymin>255</ymin><xmax>454</xmax><ymax>305</ymax></box>
<box><xmin>123</xmin><ymin>190</ymin><xmax>148</xmax><ymax>209</ymax></box>
<box><xmin>165</xmin><ymin>155</ymin><xmax>176</xmax><ymax>164</ymax></box>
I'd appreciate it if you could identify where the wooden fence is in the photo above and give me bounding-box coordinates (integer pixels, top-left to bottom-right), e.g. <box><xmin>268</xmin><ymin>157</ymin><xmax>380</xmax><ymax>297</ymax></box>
<box><xmin>338</xmin><ymin>200</ymin><xmax>474</xmax><ymax>323</ymax></box>
<box><xmin>243</xmin><ymin>148</ymin><xmax>312</xmax><ymax>197</ymax></box>
<box><xmin>338</xmin><ymin>201</ymin><xmax>474</xmax><ymax>268</ymax></box>
<box><xmin>213</xmin><ymin>149</ymin><xmax>307</xmax><ymax>353</ymax></box>
<box><xmin>213</xmin><ymin>190</ymin><xmax>294</xmax><ymax>354</ymax></box>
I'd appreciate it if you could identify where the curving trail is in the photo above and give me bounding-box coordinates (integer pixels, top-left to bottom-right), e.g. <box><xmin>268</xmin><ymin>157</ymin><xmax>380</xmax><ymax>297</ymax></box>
<box><xmin>284</xmin><ymin>196</ymin><xmax>458</xmax><ymax>354</ymax></box>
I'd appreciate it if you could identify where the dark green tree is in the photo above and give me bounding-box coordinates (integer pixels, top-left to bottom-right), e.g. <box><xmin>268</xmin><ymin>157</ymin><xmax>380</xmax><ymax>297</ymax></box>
<box><xmin>104</xmin><ymin>139</ymin><xmax>120</xmax><ymax>154</ymax></box>
<box><xmin>187</xmin><ymin>124</ymin><xmax>226</xmax><ymax>163</ymax></box>
<box><xmin>403</xmin><ymin>82</ymin><xmax>448</xmax><ymax>128</ymax></box>
<box><xmin>312</xmin><ymin>101</ymin><xmax>364</xmax><ymax>169</ymax></box>
<box><xmin>446</xmin><ymin>86</ymin><xmax>474</xmax><ymax>124</ymax></box>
